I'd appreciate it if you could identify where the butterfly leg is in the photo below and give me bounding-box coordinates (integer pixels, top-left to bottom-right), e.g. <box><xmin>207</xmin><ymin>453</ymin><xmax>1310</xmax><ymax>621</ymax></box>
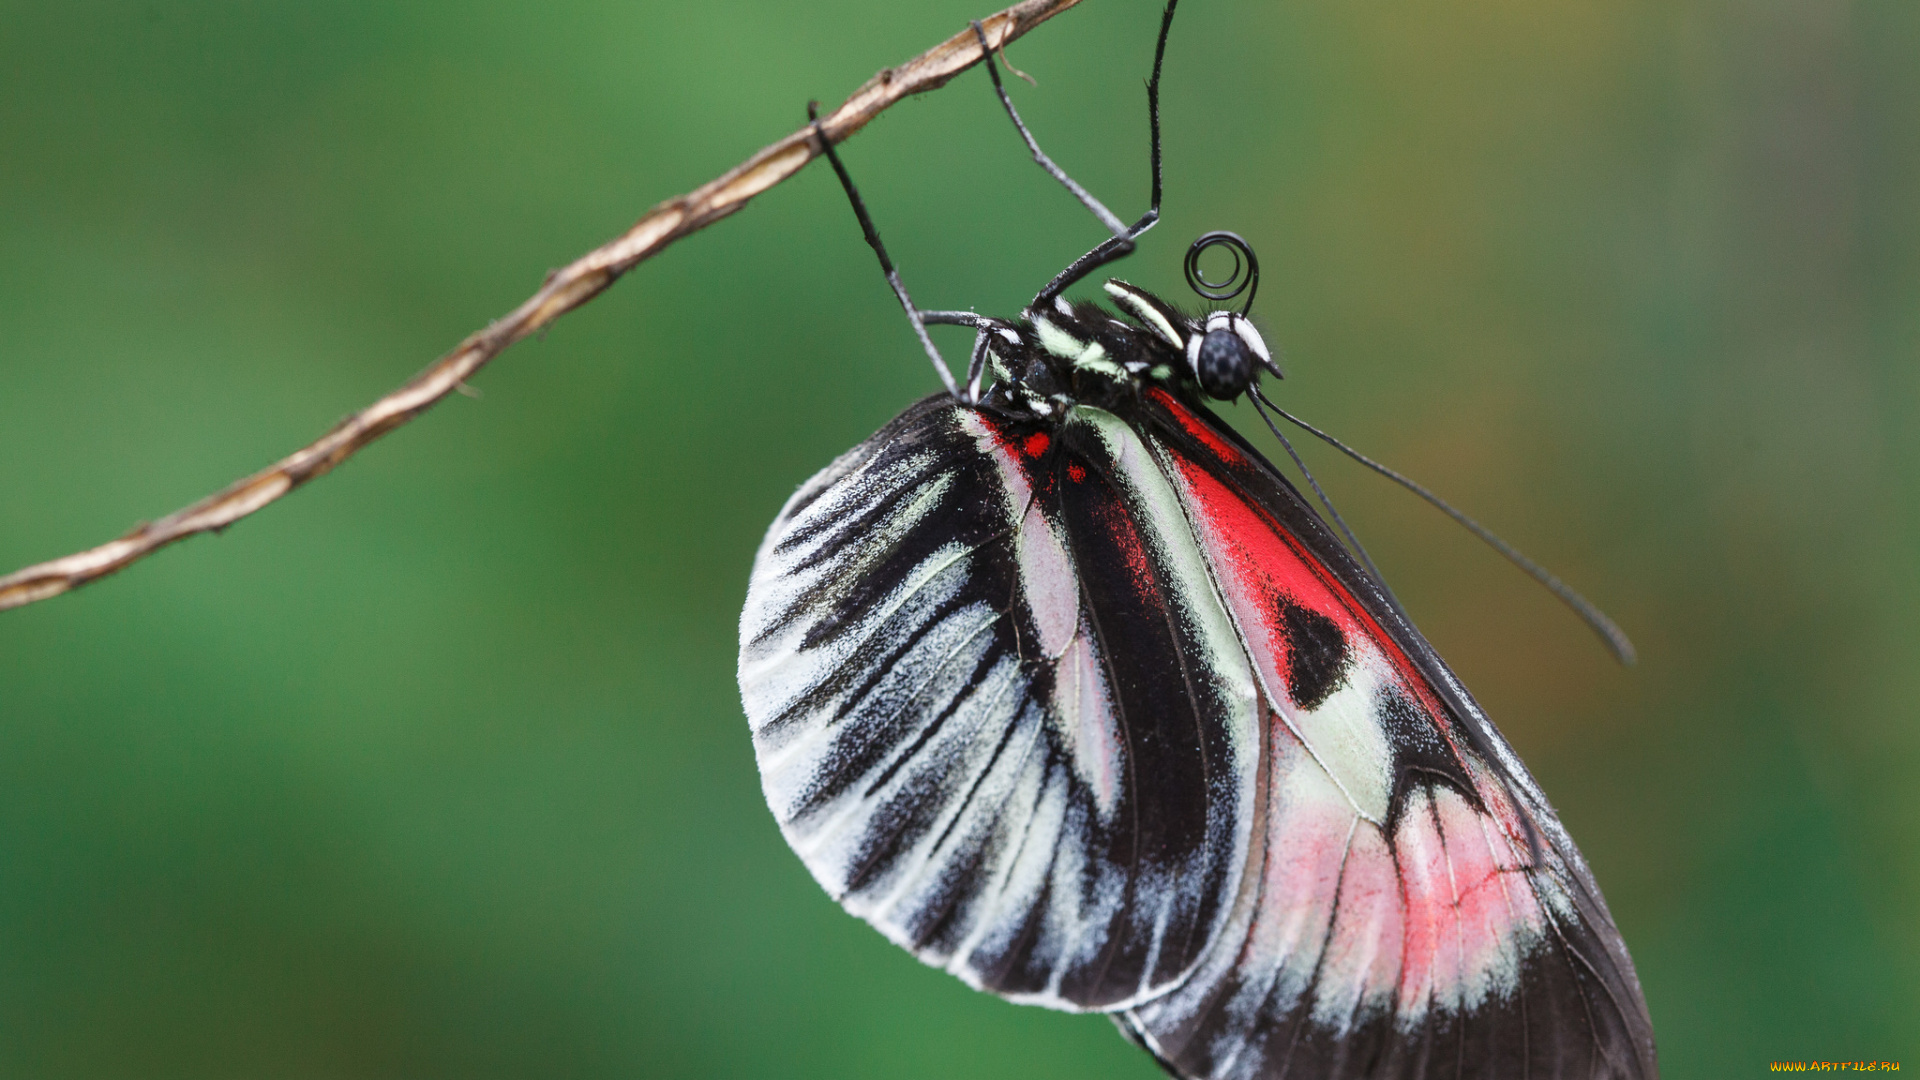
<box><xmin>808</xmin><ymin>103</ymin><xmax>964</xmax><ymax>399</ymax></box>
<box><xmin>970</xmin><ymin>20</ymin><xmax>1128</xmax><ymax>240</ymax></box>
<box><xmin>963</xmin><ymin>327</ymin><xmax>993</xmax><ymax>402</ymax></box>
<box><xmin>970</xmin><ymin>0</ymin><xmax>1180</xmax><ymax>308</ymax></box>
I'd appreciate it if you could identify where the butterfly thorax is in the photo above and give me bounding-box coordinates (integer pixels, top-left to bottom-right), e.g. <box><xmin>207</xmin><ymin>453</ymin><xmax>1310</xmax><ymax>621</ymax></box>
<box><xmin>978</xmin><ymin>280</ymin><xmax>1279</xmax><ymax>421</ymax></box>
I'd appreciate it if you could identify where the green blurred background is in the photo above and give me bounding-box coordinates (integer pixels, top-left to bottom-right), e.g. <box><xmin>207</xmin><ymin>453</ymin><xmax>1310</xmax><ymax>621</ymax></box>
<box><xmin>1</xmin><ymin>0</ymin><xmax>1914</xmax><ymax>1075</ymax></box>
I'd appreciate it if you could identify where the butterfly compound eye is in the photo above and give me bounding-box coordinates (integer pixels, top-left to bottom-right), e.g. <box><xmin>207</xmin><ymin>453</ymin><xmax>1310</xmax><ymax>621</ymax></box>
<box><xmin>1195</xmin><ymin>327</ymin><xmax>1254</xmax><ymax>399</ymax></box>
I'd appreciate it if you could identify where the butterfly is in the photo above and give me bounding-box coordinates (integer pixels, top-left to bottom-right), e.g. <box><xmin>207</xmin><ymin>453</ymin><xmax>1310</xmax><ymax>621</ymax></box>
<box><xmin>737</xmin><ymin>3</ymin><xmax>1657</xmax><ymax>1077</ymax></box>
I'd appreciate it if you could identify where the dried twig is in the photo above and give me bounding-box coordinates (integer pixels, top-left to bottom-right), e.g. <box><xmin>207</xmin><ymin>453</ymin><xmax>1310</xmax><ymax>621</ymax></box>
<box><xmin>0</xmin><ymin>0</ymin><xmax>1085</xmax><ymax>614</ymax></box>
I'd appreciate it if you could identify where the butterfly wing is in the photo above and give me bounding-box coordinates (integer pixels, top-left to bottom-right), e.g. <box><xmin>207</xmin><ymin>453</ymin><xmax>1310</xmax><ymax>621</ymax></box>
<box><xmin>1111</xmin><ymin>387</ymin><xmax>1657</xmax><ymax>1079</ymax></box>
<box><xmin>739</xmin><ymin>395</ymin><xmax>1263</xmax><ymax>1011</ymax></box>
<box><xmin>739</xmin><ymin>389</ymin><xmax>1655</xmax><ymax>1078</ymax></box>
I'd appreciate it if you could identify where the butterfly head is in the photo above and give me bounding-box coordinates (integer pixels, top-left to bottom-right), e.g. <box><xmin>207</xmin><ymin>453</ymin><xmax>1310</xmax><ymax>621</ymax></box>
<box><xmin>1098</xmin><ymin>230</ymin><xmax>1281</xmax><ymax>403</ymax></box>
<box><xmin>1099</xmin><ymin>279</ymin><xmax>1282</xmax><ymax>403</ymax></box>
<box><xmin>985</xmin><ymin>234</ymin><xmax>1281</xmax><ymax>416</ymax></box>
<box><xmin>1179</xmin><ymin>232</ymin><xmax>1280</xmax><ymax>399</ymax></box>
<box><xmin>1188</xmin><ymin>310</ymin><xmax>1276</xmax><ymax>399</ymax></box>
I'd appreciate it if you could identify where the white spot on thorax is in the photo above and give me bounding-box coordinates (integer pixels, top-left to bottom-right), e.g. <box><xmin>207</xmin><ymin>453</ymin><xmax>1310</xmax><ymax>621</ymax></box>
<box><xmin>1103</xmin><ymin>281</ymin><xmax>1186</xmax><ymax>348</ymax></box>
<box><xmin>1032</xmin><ymin>316</ymin><xmax>1085</xmax><ymax>361</ymax></box>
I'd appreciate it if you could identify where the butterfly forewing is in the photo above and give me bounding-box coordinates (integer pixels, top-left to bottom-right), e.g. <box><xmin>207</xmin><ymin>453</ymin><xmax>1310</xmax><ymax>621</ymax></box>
<box><xmin>1109</xmin><ymin>388</ymin><xmax>1658</xmax><ymax>1079</ymax></box>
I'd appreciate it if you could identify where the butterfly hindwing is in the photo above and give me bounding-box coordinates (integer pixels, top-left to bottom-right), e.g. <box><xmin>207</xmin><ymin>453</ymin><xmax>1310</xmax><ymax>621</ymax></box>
<box><xmin>739</xmin><ymin>395</ymin><xmax>1260</xmax><ymax>1011</ymax></box>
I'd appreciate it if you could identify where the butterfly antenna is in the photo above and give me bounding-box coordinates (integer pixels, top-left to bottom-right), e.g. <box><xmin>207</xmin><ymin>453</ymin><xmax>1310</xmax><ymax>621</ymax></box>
<box><xmin>1261</xmin><ymin>395</ymin><xmax>1637</xmax><ymax>666</ymax></box>
<box><xmin>1246</xmin><ymin>389</ymin><xmax>1416</xmax><ymax>630</ymax></box>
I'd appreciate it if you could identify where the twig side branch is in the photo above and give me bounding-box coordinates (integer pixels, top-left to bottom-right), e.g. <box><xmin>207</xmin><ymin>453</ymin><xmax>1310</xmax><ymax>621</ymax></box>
<box><xmin>0</xmin><ymin>0</ymin><xmax>1084</xmax><ymax>614</ymax></box>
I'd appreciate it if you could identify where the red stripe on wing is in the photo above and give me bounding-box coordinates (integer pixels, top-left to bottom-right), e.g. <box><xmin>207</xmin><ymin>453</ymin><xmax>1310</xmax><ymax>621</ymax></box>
<box><xmin>1147</xmin><ymin>388</ymin><xmax>1455</xmax><ymax>730</ymax></box>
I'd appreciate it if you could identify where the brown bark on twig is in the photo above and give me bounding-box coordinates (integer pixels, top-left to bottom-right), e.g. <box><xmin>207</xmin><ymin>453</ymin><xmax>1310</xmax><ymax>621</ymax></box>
<box><xmin>0</xmin><ymin>0</ymin><xmax>1084</xmax><ymax>614</ymax></box>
